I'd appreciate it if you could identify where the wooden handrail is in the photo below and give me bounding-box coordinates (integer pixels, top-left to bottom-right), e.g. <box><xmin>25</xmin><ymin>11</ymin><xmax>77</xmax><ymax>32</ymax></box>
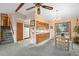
<box><xmin>8</xmin><ymin>15</ymin><xmax>14</xmax><ymax>34</ymax></box>
<box><xmin>10</xmin><ymin>20</ymin><xmax>14</xmax><ymax>34</ymax></box>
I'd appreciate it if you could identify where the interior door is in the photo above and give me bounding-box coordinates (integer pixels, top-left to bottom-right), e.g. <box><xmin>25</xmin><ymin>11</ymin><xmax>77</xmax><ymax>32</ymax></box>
<box><xmin>17</xmin><ymin>23</ymin><xmax>23</xmax><ymax>41</ymax></box>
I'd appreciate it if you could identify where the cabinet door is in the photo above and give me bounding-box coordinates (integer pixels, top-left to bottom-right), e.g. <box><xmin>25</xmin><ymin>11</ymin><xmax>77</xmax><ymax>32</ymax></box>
<box><xmin>2</xmin><ymin>16</ymin><xmax>8</xmax><ymax>26</ymax></box>
<box><xmin>36</xmin><ymin>21</ymin><xmax>49</xmax><ymax>29</ymax></box>
<box><xmin>1</xmin><ymin>14</ymin><xmax>10</xmax><ymax>26</ymax></box>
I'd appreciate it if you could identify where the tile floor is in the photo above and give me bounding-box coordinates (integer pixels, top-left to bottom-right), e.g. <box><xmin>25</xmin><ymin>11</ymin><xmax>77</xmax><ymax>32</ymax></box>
<box><xmin>0</xmin><ymin>39</ymin><xmax>79</xmax><ymax>56</ymax></box>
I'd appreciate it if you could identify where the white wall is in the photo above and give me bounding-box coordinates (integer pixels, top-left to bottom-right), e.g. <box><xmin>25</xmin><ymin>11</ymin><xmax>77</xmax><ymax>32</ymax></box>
<box><xmin>10</xmin><ymin>12</ymin><xmax>27</xmax><ymax>43</ymax></box>
<box><xmin>50</xmin><ymin>17</ymin><xmax>77</xmax><ymax>39</ymax></box>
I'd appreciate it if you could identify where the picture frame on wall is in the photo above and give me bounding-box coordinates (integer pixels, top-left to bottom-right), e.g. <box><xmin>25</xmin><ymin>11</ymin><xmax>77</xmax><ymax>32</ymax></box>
<box><xmin>50</xmin><ymin>26</ymin><xmax>53</xmax><ymax>29</ymax></box>
<box><xmin>30</xmin><ymin>20</ymin><xmax>35</xmax><ymax>26</ymax></box>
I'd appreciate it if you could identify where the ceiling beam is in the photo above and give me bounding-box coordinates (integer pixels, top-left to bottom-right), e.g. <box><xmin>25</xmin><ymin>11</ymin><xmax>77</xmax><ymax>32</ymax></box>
<box><xmin>15</xmin><ymin>3</ymin><xmax>25</xmax><ymax>12</ymax></box>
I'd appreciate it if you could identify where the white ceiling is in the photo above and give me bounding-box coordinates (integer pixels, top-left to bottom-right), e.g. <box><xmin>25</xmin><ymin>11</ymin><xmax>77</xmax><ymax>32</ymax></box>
<box><xmin>40</xmin><ymin>3</ymin><xmax>79</xmax><ymax>21</ymax></box>
<box><xmin>18</xmin><ymin>3</ymin><xmax>79</xmax><ymax>22</ymax></box>
<box><xmin>0</xmin><ymin>3</ymin><xmax>19</xmax><ymax>13</ymax></box>
<box><xmin>0</xmin><ymin>3</ymin><xmax>79</xmax><ymax>22</ymax></box>
<box><xmin>19</xmin><ymin>3</ymin><xmax>35</xmax><ymax>15</ymax></box>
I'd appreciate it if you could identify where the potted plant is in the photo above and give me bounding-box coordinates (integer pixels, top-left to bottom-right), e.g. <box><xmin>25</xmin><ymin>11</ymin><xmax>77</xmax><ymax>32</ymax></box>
<box><xmin>73</xmin><ymin>26</ymin><xmax>79</xmax><ymax>44</ymax></box>
<box><xmin>61</xmin><ymin>32</ymin><xmax>64</xmax><ymax>36</ymax></box>
<box><xmin>74</xmin><ymin>26</ymin><xmax>79</xmax><ymax>34</ymax></box>
<box><xmin>73</xmin><ymin>36</ymin><xmax>79</xmax><ymax>44</ymax></box>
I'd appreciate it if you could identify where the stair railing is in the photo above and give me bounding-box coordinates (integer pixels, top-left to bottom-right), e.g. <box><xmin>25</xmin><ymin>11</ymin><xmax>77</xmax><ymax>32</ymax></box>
<box><xmin>8</xmin><ymin>15</ymin><xmax>14</xmax><ymax>35</ymax></box>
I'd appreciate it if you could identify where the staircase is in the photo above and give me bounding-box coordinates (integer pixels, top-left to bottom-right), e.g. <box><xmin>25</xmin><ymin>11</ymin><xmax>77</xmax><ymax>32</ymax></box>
<box><xmin>1</xmin><ymin>26</ymin><xmax>14</xmax><ymax>45</ymax></box>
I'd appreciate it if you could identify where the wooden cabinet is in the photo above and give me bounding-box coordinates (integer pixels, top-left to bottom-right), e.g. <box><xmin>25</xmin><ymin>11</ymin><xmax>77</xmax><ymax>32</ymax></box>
<box><xmin>36</xmin><ymin>33</ymin><xmax>50</xmax><ymax>44</ymax></box>
<box><xmin>1</xmin><ymin>14</ymin><xmax>10</xmax><ymax>26</ymax></box>
<box><xmin>36</xmin><ymin>21</ymin><xmax>50</xmax><ymax>44</ymax></box>
<box><xmin>36</xmin><ymin>21</ymin><xmax>49</xmax><ymax>29</ymax></box>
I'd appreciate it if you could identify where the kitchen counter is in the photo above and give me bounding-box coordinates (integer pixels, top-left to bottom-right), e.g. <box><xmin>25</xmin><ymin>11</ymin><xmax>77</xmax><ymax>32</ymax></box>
<box><xmin>36</xmin><ymin>30</ymin><xmax>50</xmax><ymax>34</ymax></box>
<box><xmin>36</xmin><ymin>33</ymin><xmax>50</xmax><ymax>44</ymax></box>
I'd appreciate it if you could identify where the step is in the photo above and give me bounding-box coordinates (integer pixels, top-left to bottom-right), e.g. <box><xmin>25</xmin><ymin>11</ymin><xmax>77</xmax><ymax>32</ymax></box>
<box><xmin>3</xmin><ymin>28</ymin><xmax>11</xmax><ymax>30</ymax></box>
<box><xmin>3</xmin><ymin>32</ymin><xmax>11</xmax><ymax>33</ymax></box>
<box><xmin>3</xmin><ymin>35</ymin><xmax>13</xmax><ymax>37</ymax></box>
<box><xmin>2</xmin><ymin>29</ymin><xmax>10</xmax><ymax>30</ymax></box>
<box><xmin>2</xmin><ymin>38</ymin><xmax>13</xmax><ymax>40</ymax></box>
<box><xmin>2</xmin><ymin>38</ymin><xmax>13</xmax><ymax>41</ymax></box>
<box><xmin>1</xmin><ymin>40</ymin><xmax>14</xmax><ymax>45</ymax></box>
<box><xmin>3</xmin><ymin>32</ymin><xmax>12</xmax><ymax>33</ymax></box>
<box><xmin>3</xmin><ymin>34</ymin><xmax>12</xmax><ymax>36</ymax></box>
<box><xmin>3</xmin><ymin>36</ymin><xmax>12</xmax><ymax>38</ymax></box>
<box><xmin>3</xmin><ymin>33</ymin><xmax>12</xmax><ymax>35</ymax></box>
<box><xmin>2</xmin><ymin>37</ymin><xmax>13</xmax><ymax>40</ymax></box>
<box><xmin>2</xmin><ymin>39</ymin><xmax>14</xmax><ymax>42</ymax></box>
<box><xmin>3</xmin><ymin>37</ymin><xmax>13</xmax><ymax>39</ymax></box>
<box><xmin>3</xmin><ymin>33</ymin><xmax>12</xmax><ymax>36</ymax></box>
<box><xmin>3</xmin><ymin>31</ymin><xmax>12</xmax><ymax>33</ymax></box>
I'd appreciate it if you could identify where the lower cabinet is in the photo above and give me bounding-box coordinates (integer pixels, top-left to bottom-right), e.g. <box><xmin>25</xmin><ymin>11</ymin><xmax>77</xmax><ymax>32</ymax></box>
<box><xmin>36</xmin><ymin>33</ymin><xmax>50</xmax><ymax>44</ymax></box>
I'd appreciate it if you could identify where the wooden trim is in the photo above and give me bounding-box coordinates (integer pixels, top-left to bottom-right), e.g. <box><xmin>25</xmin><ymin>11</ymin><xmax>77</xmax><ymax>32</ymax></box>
<box><xmin>24</xmin><ymin>24</ymin><xmax>30</xmax><ymax>39</ymax></box>
<box><xmin>54</xmin><ymin>21</ymin><xmax>71</xmax><ymax>47</ymax></box>
<box><xmin>55</xmin><ymin>22</ymin><xmax>71</xmax><ymax>33</ymax></box>
<box><xmin>15</xmin><ymin>3</ymin><xmax>24</xmax><ymax>12</ymax></box>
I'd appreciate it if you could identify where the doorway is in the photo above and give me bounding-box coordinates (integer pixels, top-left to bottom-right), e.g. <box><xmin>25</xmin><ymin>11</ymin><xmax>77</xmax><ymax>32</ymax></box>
<box><xmin>24</xmin><ymin>27</ymin><xmax>30</xmax><ymax>39</ymax></box>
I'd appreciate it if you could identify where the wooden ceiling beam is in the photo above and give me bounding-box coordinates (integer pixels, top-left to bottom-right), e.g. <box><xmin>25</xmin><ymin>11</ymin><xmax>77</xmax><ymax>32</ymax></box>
<box><xmin>15</xmin><ymin>3</ymin><xmax>25</xmax><ymax>12</ymax></box>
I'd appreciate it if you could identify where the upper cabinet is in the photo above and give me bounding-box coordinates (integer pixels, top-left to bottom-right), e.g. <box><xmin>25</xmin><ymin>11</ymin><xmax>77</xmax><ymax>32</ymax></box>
<box><xmin>36</xmin><ymin>21</ymin><xmax>49</xmax><ymax>29</ymax></box>
<box><xmin>1</xmin><ymin>13</ymin><xmax>10</xmax><ymax>26</ymax></box>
